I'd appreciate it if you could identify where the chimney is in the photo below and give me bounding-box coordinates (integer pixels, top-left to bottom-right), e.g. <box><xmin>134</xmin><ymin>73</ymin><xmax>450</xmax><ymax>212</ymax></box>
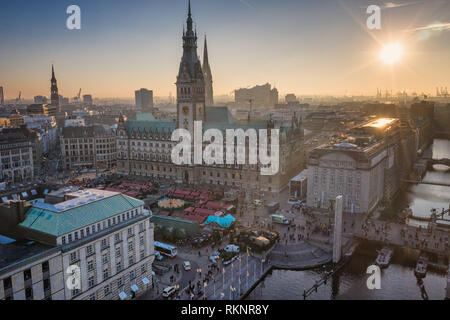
<box><xmin>10</xmin><ymin>200</ymin><xmax>29</xmax><ymax>224</ymax></box>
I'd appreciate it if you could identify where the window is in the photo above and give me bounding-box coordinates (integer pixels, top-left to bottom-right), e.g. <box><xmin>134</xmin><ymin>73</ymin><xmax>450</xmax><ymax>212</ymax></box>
<box><xmin>87</xmin><ymin>260</ymin><xmax>94</xmax><ymax>272</ymax></box>
<box><xmin>101</xmin><ymin>239</ymin><xmax>107</xmax><ymax>249</ymax></box>
<box><xmin>3</xmin><ymin>277</ymin><xmax>12</xmax><ymax>290</ymax></box>
<box><xmin>103</xmin><ymin>269</ymin><xmax>109</xmax><ymax>280</ymax></box>
<box><xmin>25</xmin><ymin>287</ymin><xmax>33</xmax><ymax>300</ymax></box>
<box><xmin>70</xmin><ymin>252</ymin><xmax>77</xmax><ymax>263</ymax></box>
<box><xmin>88</xmin><ymin>276</ymin><xmax>95</xmax><ymax>289</ymax></box>
<box><xmin>62</xmin><ymin>236</ymin><xmax>66</xmax><ymax>244</ymax></box>
<box><xmin>129</xmin><ymin>256</ymin><xmax>134</xmax><ymax>265</ymax></box>
<box><xmin>139</xmin><ymin>235</ymin><xmax>144</xmax><ymax>246</ymax></box>
<box><xmin>102</xmin><ymin>254</ymin><xmax>108</xmax><ymax>265</ymax></box>
<box><xmin>117</xmin><ymin>277</ymin><xmax>123</xmax><ymax>287</ymax></box>
<box><xmin>130</xmin><ymin>270</ymin><xmax>135</xmax><ymax>280</ymax></box>
<box><xmin>141</xmin><ymin>264</ymin><xmax>146</xmax><ymax>274</ymax></box>
<box><xmin>72</xmin><ymin>289</ymin><xmax>80</xmax><ymax>297</ymax></box>
<box><xmin>115</xmin><ymin>233</ymin><xmax>121</xmax><ymax>243</ymax></box>
<box><xmin>42</xmin><ymin>261</ymin><xmax>49</xmax><ymax>273</ymax></box>
<box><xmin>116</xmin><ymin>261</ymin><xmax>122</xmax><ymax>272</ymax></box>
<box><xmin>89</xmin><ymin>293</ymin><xmax>96</xmax><ymax>301</ymax></box>
<box><xmin>104</xmin><ymin>285</ymin><xmax>110</xmax><ymax>296</ymax></box>
<box><xmin>128</xmin><ymin>241</ymin><xmax>134</xmax><ymax>251</ymax></box>
<box><xmin>140</xmin><ymin>251</ymin><xmax>145</xmax><ymax>260</ymax></box>
<box><xmin>127</xmin><ymin>228</ymin><xmax>132</xmax><ymax>237</ymax></box>
<box><xmin>86</xmin><ymin>245</ymin><xmax>93</xmax><ymax>256</ymax></box>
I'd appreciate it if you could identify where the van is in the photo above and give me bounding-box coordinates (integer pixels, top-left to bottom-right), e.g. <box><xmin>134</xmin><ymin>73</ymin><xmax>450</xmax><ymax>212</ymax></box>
<box><xmin>271</xmin><ymin>214</ymin><xmax>290</xmax><ymax>225</ymax></box>
<box><xmin>162</xmin><ymin>286</ymin><xmax>177</xmax><ymax>298</ymax></box>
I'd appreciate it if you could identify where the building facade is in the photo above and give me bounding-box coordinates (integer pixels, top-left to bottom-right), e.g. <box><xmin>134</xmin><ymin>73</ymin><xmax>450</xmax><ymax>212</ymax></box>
<box><xmin>135</xmin><ymin>89</ymin><xmax>154</xmax><ymax>111</ymax></box>
<box><xmin>306</xmin><ymin>118</ymin><xmax>416</xmax><ymax>214</ymax></box>
<box><xmin>234</xmin><ymin>83</ymin><xmax>279</xmax><ymax>109</ymax></box>
<box><xmin>60</xmin><ymin>125</ymin><xmax>117</xmax><ymax>170</ymax></box>
<box><xmin>0</xmin><ymin>189</ymin><xmax>155</xmax><ymax>300</ymax></box>
<box><xmin>0</xmin><ymin>126</ymin><xmax>35</xmax><ymax>184</ymax></box>
<box><xmin>116</xmin><ymin>4</ymin><xmax>305</xmax><ymax>193</ymax></box>
<box><xmin>0</xmin><ymin>86</ymin><xmax>5</xmax><ymax>105</ymax></box>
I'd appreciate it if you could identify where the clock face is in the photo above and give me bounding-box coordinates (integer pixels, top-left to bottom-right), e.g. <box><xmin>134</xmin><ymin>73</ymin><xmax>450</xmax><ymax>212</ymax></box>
<box><xmin>182</xmin><ymin>106</ymin><xmax>190</xmax><ymax>115</ymax></box>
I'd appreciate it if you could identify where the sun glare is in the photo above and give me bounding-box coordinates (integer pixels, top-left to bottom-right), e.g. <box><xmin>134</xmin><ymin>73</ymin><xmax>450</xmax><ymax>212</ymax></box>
<box><xmin>379</xmin><ymin>43</ymin><xmax>404</xmax><ymax>65</ymax></box>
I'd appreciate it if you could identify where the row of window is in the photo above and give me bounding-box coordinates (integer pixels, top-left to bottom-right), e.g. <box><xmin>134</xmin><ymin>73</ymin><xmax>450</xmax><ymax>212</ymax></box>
<box><xmin>62</xmin><ymin>208</ymin><xmax>141</xmax><ymax>246</ymax></box>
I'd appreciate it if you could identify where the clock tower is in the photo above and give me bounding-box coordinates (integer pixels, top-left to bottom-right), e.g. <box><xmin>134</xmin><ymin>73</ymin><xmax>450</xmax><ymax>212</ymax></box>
<box><xmin>176</xmin><ymin>0</ymin><xmax>205</xmax><ymax>134</ymax></box>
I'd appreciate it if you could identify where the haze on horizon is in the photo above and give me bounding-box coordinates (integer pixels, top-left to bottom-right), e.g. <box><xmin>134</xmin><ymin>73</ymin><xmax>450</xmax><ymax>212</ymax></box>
<box><xmin>0</xmin><ymin>0</ymin><xmax>449</xmax><ymax>100</ymax></box>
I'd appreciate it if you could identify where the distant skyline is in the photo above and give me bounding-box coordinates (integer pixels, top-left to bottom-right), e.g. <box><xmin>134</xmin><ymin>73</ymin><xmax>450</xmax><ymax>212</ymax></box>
<box><xmin>0</xmin><ymin>0</ymin><xmax>449</xmax><ymax>99</ymax></box>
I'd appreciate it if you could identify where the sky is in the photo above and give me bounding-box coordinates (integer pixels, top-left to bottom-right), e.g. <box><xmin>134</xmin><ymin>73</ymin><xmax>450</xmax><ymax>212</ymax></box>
<box><xmin>0</xmin><ymin>0</ymin><xmax>449</xmax><ymax>99</ymax></box>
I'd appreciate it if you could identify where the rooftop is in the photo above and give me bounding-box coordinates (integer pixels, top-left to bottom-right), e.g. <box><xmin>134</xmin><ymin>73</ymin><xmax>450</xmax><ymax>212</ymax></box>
<box><xmin>0</xmin><ymin>237</ymin><xmax>55</xmax><ymax>271</ymax></box>
<box><xmin>20</xmin><ymin>188</ymin><xmax>144</xmax><ymax>236</ymax></box>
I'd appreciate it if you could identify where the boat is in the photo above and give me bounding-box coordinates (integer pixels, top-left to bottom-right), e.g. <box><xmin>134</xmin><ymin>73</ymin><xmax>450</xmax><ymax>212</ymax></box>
<box><xmin>414</xmin><ymin>256</ymin><xmax>428</xmax><ymax>279</ymax></box>
<box><xmin>375</xmin><ymin>247</ymin><xmax>393</xmax><ymax>268</ymax></box>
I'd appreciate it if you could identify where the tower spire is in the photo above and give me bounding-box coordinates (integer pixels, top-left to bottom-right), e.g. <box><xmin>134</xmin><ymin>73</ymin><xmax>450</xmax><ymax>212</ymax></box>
<box><xmin>50</xmin><ymin>64</ymin><xmax>60</xmax><ymax>112</ymax></box>
<box><xmin>203</xmin><ymin>35</ymin><xmax>209</xmax><ymax>65</ymax></box>
<box><xmin>202</xmin><ymin>34</ymin><xmax>214</xmax><ymax>106</ymax></box>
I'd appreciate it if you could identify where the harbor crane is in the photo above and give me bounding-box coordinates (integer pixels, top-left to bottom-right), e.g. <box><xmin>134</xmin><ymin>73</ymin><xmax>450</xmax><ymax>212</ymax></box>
<box><xmin>73</xmin><ymin>88</ymin><xmax>82</xmax><ymax>102</ymax></box>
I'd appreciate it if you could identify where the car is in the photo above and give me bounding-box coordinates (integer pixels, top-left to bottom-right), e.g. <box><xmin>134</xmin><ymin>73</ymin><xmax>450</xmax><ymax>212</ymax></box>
<box><xmin>183</xmin><ymin>261</ymin><xmax>191</xmax><ymax>271</ymax></box>
<box><xmin>162</xmin><ymin>286</ymin><xmax>177</xmax><ymax>298</ymax></box>
<box><xmin>155</xmin><ymin>251</ymin><xmax>163</xmax><ymax>261</ymax></box>
<box><xmin>224</xmin><ymin>245</ymin><xmax>240</xmax><ymax>253</ymax></box>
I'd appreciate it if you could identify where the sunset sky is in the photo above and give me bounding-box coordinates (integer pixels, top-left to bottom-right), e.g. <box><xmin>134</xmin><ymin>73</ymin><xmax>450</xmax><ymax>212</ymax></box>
<box><xmin>0</xmin><ymin>0</ymin><xmax>449</xmax><ymax>99</ymax></box>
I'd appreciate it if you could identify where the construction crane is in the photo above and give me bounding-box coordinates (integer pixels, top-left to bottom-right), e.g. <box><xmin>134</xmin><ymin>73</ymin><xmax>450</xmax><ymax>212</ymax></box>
<box><xmin>15</xmin><ymin>91</ymin><xmax>22</xmax><ymax>105</ymax></box>
<box><xmin>73</xmin><ymin>88</ymin><xmax>81</xmax><ymax>102</ymax></box>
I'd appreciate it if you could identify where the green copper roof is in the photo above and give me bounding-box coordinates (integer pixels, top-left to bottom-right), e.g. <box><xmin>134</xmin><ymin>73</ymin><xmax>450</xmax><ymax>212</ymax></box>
<box><xmin>135</xmin><ymin>112</ymin><xmax>157</xmax><ymax>121</ymax></box>
<box><xmin>20</xmin><ymin>194</ymin><xmax>144</xmax><ymax>237</ymax></box>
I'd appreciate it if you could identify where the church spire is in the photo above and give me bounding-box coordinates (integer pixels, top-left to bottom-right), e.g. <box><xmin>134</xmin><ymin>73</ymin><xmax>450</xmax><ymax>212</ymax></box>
<box><xmin>202</xmin><ymin>35</ymin><xmax>214</xmax><ymax>106</ymax></box>
<box><xmin>203</xmin><ymin>35</ymin><xmax>209</xmax><ymax>66</ymax></box>
<box><xmin>50</xmin><ymin>65</ymin><xmax>60</xmax><ymax>112</ymax></box>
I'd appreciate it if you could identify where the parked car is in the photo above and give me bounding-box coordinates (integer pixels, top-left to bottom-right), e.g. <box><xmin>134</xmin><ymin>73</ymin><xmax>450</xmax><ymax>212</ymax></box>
<box><xmin>162</xmin><ymin>286</ymin><xmax>177</xmax><ymax>298</ymax></box>
<box><xmin>224</xmin><ymin>245</ymin><xmax>240</xmax><ymax>253</ymax></box>
<box><xmin>183</xmin><ymin>261</ymin><xmax>191</xmax><ymax>271</ymax></box>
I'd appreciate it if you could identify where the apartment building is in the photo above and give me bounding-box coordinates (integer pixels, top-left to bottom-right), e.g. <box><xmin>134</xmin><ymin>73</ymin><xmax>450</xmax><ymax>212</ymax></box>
<box><xmin>0</xmin><ymin>188</ymin><xmax>155</xmax><ymax>300</ymax></box>
<box><xmin>0</xmin><ymin>126</ymin><xmax>35</xmax><ymax>184</ymax></box>
<box><xmin>60</xmin><ymin>125</ymin><xmax>117</xmax><ymax>170</ymax></box>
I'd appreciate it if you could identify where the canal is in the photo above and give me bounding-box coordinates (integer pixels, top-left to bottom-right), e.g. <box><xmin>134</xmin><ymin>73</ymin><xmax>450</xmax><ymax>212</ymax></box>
<box><xmin>395</xmin><ymin>139</ymin><xmax>450</xmax><ymax>227</ymax></box>
<box><xmin>247</xmin><ymin>139</ymin><xmax>450</xmax><ymax>300</ymax></box>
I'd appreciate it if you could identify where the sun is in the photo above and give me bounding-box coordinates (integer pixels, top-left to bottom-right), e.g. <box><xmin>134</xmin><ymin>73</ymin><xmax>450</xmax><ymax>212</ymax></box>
<box><xmin>379</xmin><ymin>43</ymin><xmax>404</xmax><ymax>65</ymax></box>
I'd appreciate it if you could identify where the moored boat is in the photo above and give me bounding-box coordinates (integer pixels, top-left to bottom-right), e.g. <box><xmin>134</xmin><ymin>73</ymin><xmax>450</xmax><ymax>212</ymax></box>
<box><xmin>375</xmin><ymin>247</ymin><xmax>393</xmax><ymax>268</ymax></box>
<box><xmin>414</xmin><ymin>256</ymin><xmax>428</xmax><ymax>279</ymax></box>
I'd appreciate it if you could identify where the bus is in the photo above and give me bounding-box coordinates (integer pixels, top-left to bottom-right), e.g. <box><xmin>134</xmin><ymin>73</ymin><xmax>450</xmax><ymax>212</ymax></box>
<box><xmin>154</xmin><ymin>241</ymin><xmax>177</xmax><ymax>258</ymax></box>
